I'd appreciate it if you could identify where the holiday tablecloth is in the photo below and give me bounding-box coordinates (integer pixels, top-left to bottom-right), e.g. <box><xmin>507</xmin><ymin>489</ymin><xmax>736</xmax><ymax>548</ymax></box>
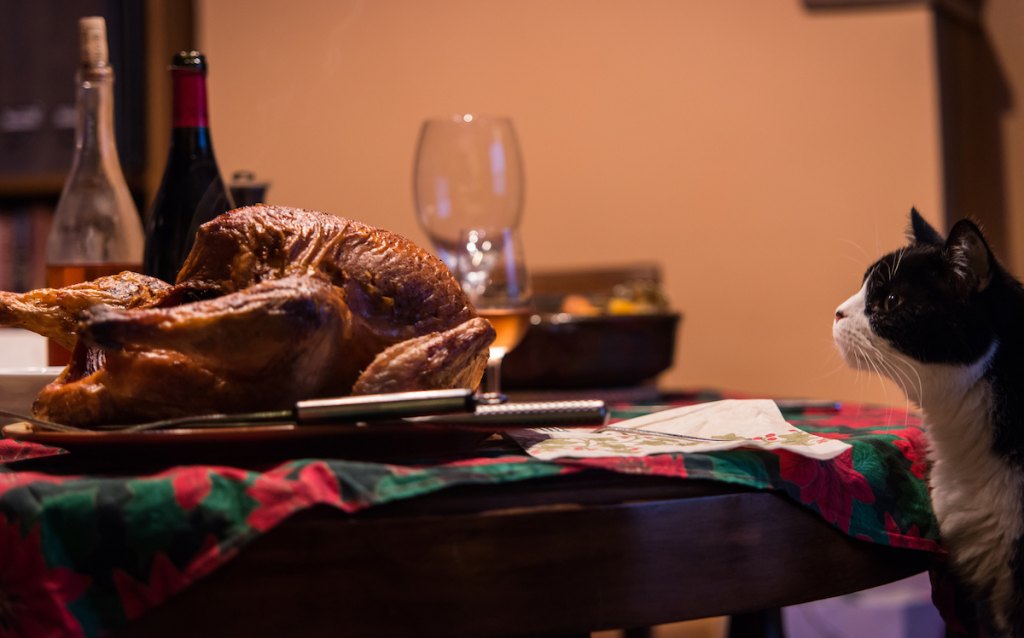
<box><xmin>0</xmin><ymin>394</ymin><xmax>940</xmax><ymax>637</ymax></box>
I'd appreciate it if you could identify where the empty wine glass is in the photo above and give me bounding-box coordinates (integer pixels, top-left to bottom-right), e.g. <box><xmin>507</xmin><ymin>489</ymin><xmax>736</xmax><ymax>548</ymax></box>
<box><xmin>413</xmin><ymin>114</ymin><xmax>524</xmax><ymax>268</ymax></box>
<box><xmin>413</xmin><ymin>115</ymin><xmax>530</xmax><ymax>403</ymax></box>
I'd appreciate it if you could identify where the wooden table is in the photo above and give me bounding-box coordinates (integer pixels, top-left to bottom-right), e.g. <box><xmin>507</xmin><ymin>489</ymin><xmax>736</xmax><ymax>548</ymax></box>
<box><xmin>115</xmin><ymin>469</ymin><xmax>933</xmax><ymax>637</ymax></box>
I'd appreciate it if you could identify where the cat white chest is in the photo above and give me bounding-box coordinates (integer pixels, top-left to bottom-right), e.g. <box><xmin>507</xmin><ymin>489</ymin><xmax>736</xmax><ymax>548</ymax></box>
<box><xmin>923</xmin><ymin>380</ymin><xmax>1024</xmax><ymax>630</ymax></box>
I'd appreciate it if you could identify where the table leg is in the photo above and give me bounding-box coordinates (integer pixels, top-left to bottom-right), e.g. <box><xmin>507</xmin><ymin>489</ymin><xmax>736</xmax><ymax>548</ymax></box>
<box><xmin>727</xmin><ymin>609</ymin><xmax>785</xmax><ymax>638</ymax></box>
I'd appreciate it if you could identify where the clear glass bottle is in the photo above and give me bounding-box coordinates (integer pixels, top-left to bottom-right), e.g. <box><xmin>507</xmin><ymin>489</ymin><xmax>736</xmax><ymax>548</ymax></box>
<box><xmin>143</xmin><ymin>51</ymin><xmax>234</xmax><ymax>283</ymax></box>
<box><xmin>46</xmin><ymin>16</ymin><xmax>144</xmax><ymax>365</ymax></box>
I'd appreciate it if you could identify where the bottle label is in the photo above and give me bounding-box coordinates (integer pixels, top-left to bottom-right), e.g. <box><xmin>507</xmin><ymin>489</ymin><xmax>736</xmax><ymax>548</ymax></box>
<box><xmin>172</xmin><ymin>71</ymin><xmax>209</xmax><ymax>128</ymax></box>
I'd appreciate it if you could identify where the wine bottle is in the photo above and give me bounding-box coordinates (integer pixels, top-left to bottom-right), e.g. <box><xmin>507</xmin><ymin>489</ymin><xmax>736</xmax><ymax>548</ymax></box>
<box><xmin>46</xmin><ymin>16</ymin><xmax>145</xmax><ymax>365</ymax></box>
<box><xmin>143</xmin><ymin>50</ymin><xmax>234</xmax><ymax>283</ymax></box>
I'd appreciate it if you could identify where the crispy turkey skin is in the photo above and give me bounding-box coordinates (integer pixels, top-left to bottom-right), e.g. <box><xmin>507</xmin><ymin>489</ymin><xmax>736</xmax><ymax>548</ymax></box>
<box><xmin>0</xmin><ymin>272</ymin><xmax>170</xmax><ymax>350</ymax></box>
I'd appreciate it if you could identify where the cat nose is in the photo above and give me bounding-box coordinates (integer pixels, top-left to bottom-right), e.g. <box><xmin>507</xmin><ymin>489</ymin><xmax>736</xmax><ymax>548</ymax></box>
<box><xmin>834</xmin><ymin>309</ymin><xmax>846</xmax><ymax>321</ymax></box>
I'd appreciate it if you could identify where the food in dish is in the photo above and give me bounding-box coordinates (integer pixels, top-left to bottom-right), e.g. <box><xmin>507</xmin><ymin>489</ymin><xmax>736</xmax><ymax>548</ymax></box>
<box><xmin>0</xmin><ymin>205</ymin><xmax>494</xmax><ymax>427</ymax></box>
<box><xmin>558</xmin><ymin>280</ymin><xmax>670</xmax><ymax>316</ymax></box>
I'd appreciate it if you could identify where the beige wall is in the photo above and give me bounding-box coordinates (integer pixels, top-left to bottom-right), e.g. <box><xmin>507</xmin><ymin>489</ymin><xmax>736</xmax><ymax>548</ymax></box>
<box><xmin>196</xmin><ymin>0</ymin><xmax>945</xmax><ymax>406</ymax></box>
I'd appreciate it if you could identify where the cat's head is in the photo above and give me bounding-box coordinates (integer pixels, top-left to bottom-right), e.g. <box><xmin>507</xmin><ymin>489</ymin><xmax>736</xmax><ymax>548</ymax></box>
<box><xmin>833</xmin><ymin>209</ymin><xmax>999</xmax><ymax>398</ymax></box>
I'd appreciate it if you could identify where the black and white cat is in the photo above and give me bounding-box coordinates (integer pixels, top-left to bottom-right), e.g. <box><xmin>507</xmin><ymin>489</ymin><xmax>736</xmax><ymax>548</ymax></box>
<box><xmin>833</xmin><ymin>209</ymin><xmax>1024</xmax><ymax>636</ymax></box>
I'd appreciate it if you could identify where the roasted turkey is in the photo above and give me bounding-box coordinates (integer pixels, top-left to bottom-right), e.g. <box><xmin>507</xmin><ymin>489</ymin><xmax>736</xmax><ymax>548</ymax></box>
<box><xmin>0</xmin><ymin>205</ymin><xmax>494</xmax><ymax>426</ymax></box>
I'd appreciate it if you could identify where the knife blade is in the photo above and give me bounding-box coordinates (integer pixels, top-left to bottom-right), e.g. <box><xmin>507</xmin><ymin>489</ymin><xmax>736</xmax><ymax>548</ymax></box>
<box><xmin>103</xmin><ymin>388</ymin><xmax>477</xmax><ymax>433</ymax></box>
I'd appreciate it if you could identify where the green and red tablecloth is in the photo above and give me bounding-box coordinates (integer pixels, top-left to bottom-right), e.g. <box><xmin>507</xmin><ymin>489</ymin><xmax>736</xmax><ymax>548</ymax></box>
<box><xmin>0</xmin><ymin>394</ymin><xmax>940</xmax><ymax>637</ymax></box>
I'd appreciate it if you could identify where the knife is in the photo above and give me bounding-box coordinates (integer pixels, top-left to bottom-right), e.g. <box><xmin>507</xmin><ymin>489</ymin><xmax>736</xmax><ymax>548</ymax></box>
<box><xmin>93</xmin><ymin>388</ymin><xmax>478</xmax><ymax>433</ymax></box>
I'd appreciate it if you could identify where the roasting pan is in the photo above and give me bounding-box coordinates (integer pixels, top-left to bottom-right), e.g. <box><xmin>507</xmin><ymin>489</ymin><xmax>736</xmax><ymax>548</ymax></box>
<box><xmin>501</xmin><ymin>311</ymin><xmax>681</xmax><ymax>390</ymax></box>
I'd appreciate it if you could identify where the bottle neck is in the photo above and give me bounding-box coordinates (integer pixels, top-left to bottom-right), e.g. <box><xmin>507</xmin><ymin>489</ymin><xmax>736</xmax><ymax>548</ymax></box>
<box><xmin>172</xmin><ymin>69</ymin><xmax>210</xmax><ymax>128</ymax></box>
<box><xmin>73</xmin><ymin>65</ymin><xmax>122</xmax><ymax>171</ymax></box>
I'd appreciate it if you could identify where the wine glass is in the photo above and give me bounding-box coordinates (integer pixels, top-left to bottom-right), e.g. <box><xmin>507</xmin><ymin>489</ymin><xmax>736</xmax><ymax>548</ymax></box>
<box><xmin>413</xmin><ymin>115</ymin><xmax>531</xmax><ymax>403</ymax></box>
<box><xmin>451</xmin><ymin>228</ymin><xmax>532</xmax><ymax>403</ymax></box>
<box><xmin>413</xmin><ymin>114</ymin><xmax>524</xmax><ymax>269</ymax></box>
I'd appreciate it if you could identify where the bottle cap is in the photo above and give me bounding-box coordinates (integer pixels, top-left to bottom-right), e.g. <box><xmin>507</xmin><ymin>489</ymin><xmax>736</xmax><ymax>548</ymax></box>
<box><xmin>171</xmin><ymin>50</ymin><xmax>207</xmax><ymax>73</ymax></box>
<box><xmin>78</xmin><ymin>16</ymin><xmax>109</xmax><ymax>67</ymax></box>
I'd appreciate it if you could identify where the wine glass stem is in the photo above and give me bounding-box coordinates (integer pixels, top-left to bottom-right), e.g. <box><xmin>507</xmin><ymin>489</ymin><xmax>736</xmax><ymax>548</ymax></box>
<box><xmin>478</xmin><ymin>354</ymin><xmax>507</xmax><ymax>404</ymax></box>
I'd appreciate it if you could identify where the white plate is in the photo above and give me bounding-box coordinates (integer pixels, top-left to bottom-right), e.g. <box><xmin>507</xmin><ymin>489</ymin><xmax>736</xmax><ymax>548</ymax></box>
<box><xmin>0</xmin><ymin>328</ymin><xmax>47</xmax><ymax>367</ymax></box>
<box><xmin>0</xmin><ymin>366</ymin><xmax>63</xmax><ymax>423</ymax></box>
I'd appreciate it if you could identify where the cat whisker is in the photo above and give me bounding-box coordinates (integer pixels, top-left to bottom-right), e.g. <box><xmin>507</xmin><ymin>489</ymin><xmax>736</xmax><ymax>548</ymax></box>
<box><xmin>864</xmin><ymin>342</ymin><xmax>905</xmax><ymax>380</ymax></box>
<box><xmin>857</xmin><ymin>341</ymin><xmax>904</xmax><ymax>406</ymax></box>
<box><xmin>892</xmin><ymin>247</ymin><xmax>906</xmax><ymax>277</ymax></box>
<box><xmin>842</xmin><ymin>254</ymin><xmax>869</xmax><ymax>269</ymax></box>
<box><xmin>860</xmin><ymin>344</ymin><xmax>892</xmax><ymax>399</ymax></box>
<box><xmin>835</xmin><ymin>236</ymin><xmax>870</xmax><ymax>261</ymax></box>
<box><xmin>818</xmin><ymin>358</ymin><xmax>851</xmax><ymax>380</ymax></box>
<box><xmin>854</xmin><ymin>343</ymin><xmax>887</xmax><ymax>393</ymax></box>
<box><xmin>890</xmin><ymin>354</ymin><xmax>924</xmax><ymax>403</ymax></box>
<box><xmin>872</xmin><ymin>344</ymin><xmax>920</xmax><ymax>393</ymax></box>
<box><xmin>854</xmin><ymin>334</ymin><xmax>921</xmax><ymax>425</ymax></box>
<box><xmin>865</xmin><ymin>341</ymin><xmax>904</xmax><ymax>384</ymax></box>
<box><xmin>834</xmin><ymin>237</ymin><xmax>872</xmax><ymax>267</ymax></box>
<box><xmin>879</xmin><ymin>363</ymin><xmax>911</xmax><ymax>401</ymax></box>
<box><xmin>870</xmin><ymin>354</ymin><xmax>917</xmax><ymax>424</ymax></box>
<box><xmin>817</xmin><ymin>339</ymin><xmax>855</xmax><ymax>380</ymax></box>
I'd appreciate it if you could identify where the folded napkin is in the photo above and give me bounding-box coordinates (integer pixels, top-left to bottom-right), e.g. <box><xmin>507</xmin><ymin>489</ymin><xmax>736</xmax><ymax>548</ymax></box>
<box><xmin>511</xmin><ymin>399</ymin><xmax>851</xmax><ymax>461</ymax></box>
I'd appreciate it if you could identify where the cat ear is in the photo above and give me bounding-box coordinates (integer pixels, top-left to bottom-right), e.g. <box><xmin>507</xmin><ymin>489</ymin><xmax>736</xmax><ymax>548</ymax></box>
<box><xmin>945</xmin><ymin>219</ymin><xmax>993</xmax><ymax>292</ymax></box>
<box><xmin>908</xmin><ymin>207</ymin><xmax>945</xmax><ymax>246</ymax></box>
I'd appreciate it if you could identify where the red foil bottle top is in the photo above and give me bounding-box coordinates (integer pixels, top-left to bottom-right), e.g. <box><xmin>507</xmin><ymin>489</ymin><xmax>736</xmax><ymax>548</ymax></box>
<box><xmin>170</xmin><ymin>51</ymin><xmax>209</xmax><ymax>128</ymax></box>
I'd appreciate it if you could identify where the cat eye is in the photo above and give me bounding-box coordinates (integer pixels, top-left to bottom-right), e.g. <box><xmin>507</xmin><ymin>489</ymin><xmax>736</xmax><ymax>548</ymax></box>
<box><xmin>883</xmin><ymin>293</ymin><xmax>902</xmax><ymax>312</ymax></box>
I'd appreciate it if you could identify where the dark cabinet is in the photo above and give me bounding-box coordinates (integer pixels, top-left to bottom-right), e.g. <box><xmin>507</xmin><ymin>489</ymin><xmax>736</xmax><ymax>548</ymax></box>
<box><xmin>0</xmin><ymin>0</ymin><xmax>147</xmax><ymax>291</ymax></box>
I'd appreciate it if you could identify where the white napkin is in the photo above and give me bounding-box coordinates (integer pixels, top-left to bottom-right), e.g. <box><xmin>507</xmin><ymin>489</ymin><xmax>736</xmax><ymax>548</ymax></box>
<box><xmin>511</xmin><ymin>399</ymin><xmax>851</xmax><ymax>461</ymax></box>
